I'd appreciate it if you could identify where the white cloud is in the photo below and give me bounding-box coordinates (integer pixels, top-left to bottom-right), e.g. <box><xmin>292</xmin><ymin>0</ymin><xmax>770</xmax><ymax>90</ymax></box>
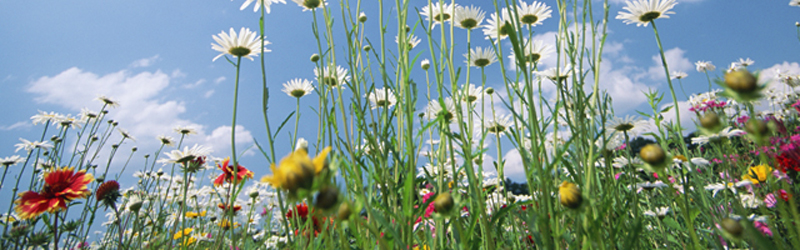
<box><xmin>26</xmin><ymin>67</ymin><xmax>255</xmax><ymax>160</ymax></box>
<box><xmin>502</xmin><ymin>148</ymin><xmax>527</xmax><ymax>182</ymax></box>
<box><xmin>129</xmin><ymin>55</ymin><xmax>160</xmax><ymax>68</ymax></box>
<box><xmin>183</xmin><ymin>79</ymin><xmax>206</xmax><ymax>89</ymax></box>
<box><xmin>214</xmin><ymin>76</ymin><xmax>227</xmax><ymax>84</ymax></box>
<box><xmin>0</xmin><ymin>121</ymin><xmax>29</xmax><ymax>131</ymax></box>
<box><xmin>200</xmin><ymin>125</ymin><xmax>255</xmax><ymax>157</ymax></box>
<box><xmin>647</xmin><ymin>47</ymin><xmax>693</xmax><ymax>80</ymax></box>
<box><xmin>204</xmin><ymin>90</ymin><xmax>215</xmax><ymax>98</ymax></box>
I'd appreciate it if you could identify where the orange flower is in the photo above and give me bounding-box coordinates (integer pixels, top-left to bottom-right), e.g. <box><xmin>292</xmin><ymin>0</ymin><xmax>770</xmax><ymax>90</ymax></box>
<box><xmin>217</xmin><ymin>203</ymin><xmax>242</xmax><ymax>214</ymax></box>
<box><xmin>213</xmin><ymin>157</ymin><xmax>253</xmax><ymax>186</ymax></box>
<box><xmin>15</xmin><ymin>167</ymin><xmax>94</xmax><ymax>219</ymax></box>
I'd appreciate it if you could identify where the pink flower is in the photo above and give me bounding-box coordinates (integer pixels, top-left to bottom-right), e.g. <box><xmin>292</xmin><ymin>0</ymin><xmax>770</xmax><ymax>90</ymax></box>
<box><xmin>614</xmin><ymin>172</ymin><xmax>624</xmax><ymax>180</ymax></box>
<box><xmin>764</xmin><ymin>193</ymin><xmax>777</xmax><ymax>208</ymax></box>
<box><xmin>754</xmin><ymin>221</ymin><xmax>773</xmax><ymax>237</ymax></box>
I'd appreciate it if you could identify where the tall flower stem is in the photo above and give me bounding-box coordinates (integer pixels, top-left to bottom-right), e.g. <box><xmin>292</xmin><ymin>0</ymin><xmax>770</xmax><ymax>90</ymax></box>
<box><xmin>228</xmin><ymin>55</ymin><xmax>243</xmax><ymax>245</ymax></box>
<box><xmin>293</xmin><ymin>98</ymin><xmax>301</xmax><ymax>148</ymax></box>
<box><xmin>651</xmin><ymin>19</ymin><xmax>700</xmax><ymax>250</ymax></box>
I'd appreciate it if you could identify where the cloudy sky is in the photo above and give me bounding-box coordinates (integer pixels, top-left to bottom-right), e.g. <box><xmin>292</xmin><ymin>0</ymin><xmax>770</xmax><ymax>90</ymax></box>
<box><xmin>1</xmin><ymin>0</ymin><xmax>799</xmax><ymax>190</ymax></box>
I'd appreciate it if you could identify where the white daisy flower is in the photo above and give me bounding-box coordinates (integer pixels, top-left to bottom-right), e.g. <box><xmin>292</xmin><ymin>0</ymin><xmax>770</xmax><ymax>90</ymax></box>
<box><xmin>118</xmin><ymin>128</ymin><xmax>136</xmax><ymax>141</ymax></box>
<box><xmin>395</xmin><ymin>34</ymin><xmax>421</xmax><ymax>49</ymax></box>
<box><xmin>174</xmin><ymin>125</ymin><xmax>199</xmax><ymax>135</ymax></box>
<box><xmin>240</xmin><ymin>0</ymin><xmax>286</xmax><ymax>13</ymax></box>
<box><xmin>314</xmin><ymin>64</ymin><xmax>351</xmax><ymax>89</ymax></box>
<box><xmin>30</xmin><ymin>110</ymin><xmax>61</xmax><ymax>125</ymax></box>
<box><xmin>464</xmin><ymin>47</ymin><xmax>498</xmax><ymax>68</ymax></box>
<box><xmin>695</xmin><ymin>61</ymin><xmax>716</xmax><ymax>72</ymax></box>
<box><xmin>515</xmin><ymin>0</ymin><xmax>552</xmax><ymax>27</ymax></box>
<box><xmin>211</xmin><ymin>27</ymin><xmax>270</xmax><ymax>61</ymax></box>
<box><xmin>424</xmin><ymin>98</ymin><xmax>457</xmax><ymax>123</ymax></box>
<box><xmin>453</xmin><ymin>5</ymin><xmax>485</xmax><ymax>30</ymax></box>
<box><xmin>740</xmin><ymin>194</ymin><xmax>763</xmax><ymax>209</ymax></box>
<box><xmin>282</xmin><ymin>78</ymin><xmax>315</xmax><ymax>98</ymax></box>
<box><xmin>612</xmin><ymin>156</ymin><xmax>643</xmax><ymax>169</ymax></box>
<box><xmin>482</xmin><ymin>11</ymin><xmax>513</xmax><ymax>41</ymax></box>
<box><xmin>704</xmin><ymin>180</ymin><xmax>751</xmax><ymax>197</ymax></box>
<box><xmin>97</xmin><ymin>95</ymin><xmax>120</xmax><ymax>108</ymax></box>
<box><xmin>462</xmin><ymin>84</ymin><xmax>485</xmax><ymax>103</ymax></box>
<box><xmin>510</xmin><ymin>39</ymin><xmax>554</xmax><ymax>67</ymax></box>
<box><xmin>670</xmin><ymin>71</ymin><xmax>687</xmax><ymax>80</ymax></box>
<box><xmin>691</xmin><ymin>127</ymin><xmax>745</xmax><ymax>145</ymax></box>
<box><xmin>534</xmin><ymin>64</ymin><xmax>572</xmax><ymax>81</ymax></box>
<box><xmin>291</xmin><ymin>0</ymin><xmax>326</xmax><ymax>11</ymax></box>
<box><xmin>420</xmin><ymin>1</ymin><xmax>457</xmax><ymax>26</ymax></box>
<box><xmin>421</xmin><ymin>59</ymin><xmax>431</xmax><ymax>70</ymax></box>
<box><xmin>157</xmin><ymin>135</ymin><xmax>176</xmax><ymax>146</ymax></box>
<box><xmin>366</xmin><ymin>88</ymin><xmax>397</xmax><ymax>109</ymax></box>
<box><xmin>14</xmin><ymin>138</ymin><xmax>53</xmax><ymax>152</ymax></box>
<box><xmin>606</xmin><ymin>115</ymin><xmax>649</xmax><ymax>136</ymax></box>
<box><xmin>615</xmin><ymin>0</ymin><xmax>677</xmax><ymax>27</ymax></box>
<box><xmin>733</xmin><ymin>57</ymin><xmax>754</xmax><ymax>68</ymax></box>
<box><xmin>159</xmin><ymin>144</ymin><xmax>212</xmax><ymax>164</ymax></box>
<box><xmin>643</xmin><ymin>206</ymin><xmax>670</xmax><ymax>219</ymax></box>
<box><xmin>484</xmin><ymin>115</ymin><xmax>513</xmax><ymax>135</ymax></box>
<box><xmin>792</xmin><ymin>0</ymin><xmax>800</xmax><ymax>7</ymax></box>
<box><xmin>1</xmin><ymin>155</ymin><xmax>23</xmax><ymax>167</ymax></box>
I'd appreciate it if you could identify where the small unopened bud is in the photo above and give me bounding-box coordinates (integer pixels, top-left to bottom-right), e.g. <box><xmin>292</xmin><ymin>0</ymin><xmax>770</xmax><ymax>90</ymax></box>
<box><xmin>95</xmin><ymin>176</ymin><xmax>105</xmax><ymax>183</ymax></box>
<box><xmin>358</xmin><ymin>12</ymin><xmax>367</xmax><ymax>23</ymax></box>
<box><xmin>249</xmin><ymin>190</ymin><xmax>259</xmax><ymax>199</ymax></box>
<box><xmin>112</xmin><ymin>144</ymin><xmax>119</xmax><ymax>149</ymax></box>
<box><xmin>131</xmin><ymin>147</ymin><xmax>138</xmax><ymax>152</ymax></box>
<box><xmin>363</xmin><ymin>45</ymin><xmax>371</xmax><ymax>51</ymax></box>
<box><xmin>485</xmin><ymin>87</ymin><xmax>495</xmax><ymax>95</ymax></box>
<box><xmin>112</xmin><ymin>122</ymin><xmax>119</xmax><ymax>126</ymax></box>
<box><xmin>405</xmin><ymin>25</ymin><xmax>411</xmax><ymax>33</ymax></box>
<box><xmin>108</xmin><ymin>119</ymin><xmax>115</xmax><ymax>124</ymax></box>
<box><xmin>796</xmin><ymin>22</ymin><xmax>799</xmax><ymax>27</ymax></box>
<box><xmin>101</xmin><ymin>110</ymin><xmax>109</xmax><ymax>114</ymax></box>
<box><xmin>310</xmin><ymin>54</ymin><xmax>320</xmax><ymax>62</ymax></box>
<box><xmin>421</xmin><ymin>59</ymin><xmax>430</xmax><ymax>70</ymax></box>
<box><xmin>50</xmin><ymin>136</ymin><xmax>59</xmax><ymax>141</ymax></box>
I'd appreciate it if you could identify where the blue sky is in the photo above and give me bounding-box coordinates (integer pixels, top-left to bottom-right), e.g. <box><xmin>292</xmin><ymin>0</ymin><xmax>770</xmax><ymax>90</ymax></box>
<box><xmin>1</xmin><ymin>0</ymin><xmax>799</xmax><ymax>195</ymax></box>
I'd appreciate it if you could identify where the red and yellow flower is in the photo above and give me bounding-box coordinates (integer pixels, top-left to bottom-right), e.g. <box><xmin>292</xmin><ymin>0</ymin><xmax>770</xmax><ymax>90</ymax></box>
<box><xmin>213</xmin><ymin>157</ymin><xmax>253</xmax><ymax>187</ymax></box>
<box><xmin>15</xmin><ymin>167</ymin><xmax>94</xmax><ymax>220</ymax></box>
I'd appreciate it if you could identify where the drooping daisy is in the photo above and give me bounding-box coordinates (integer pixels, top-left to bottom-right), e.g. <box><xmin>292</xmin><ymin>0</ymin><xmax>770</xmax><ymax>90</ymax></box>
<box><xmin>1</xmin><ymin>155</ymin><xmax>23</xmax><ymax>167</ymax></box>
<box><xmin>453</xmin><ymin>5</ymin><xmax>485</xmax><ymax>30</ymax></box>
<box><xmin>615</xmin><ymin>0</ymin><xmax>678</xmax><ymax>27</ymax></box>
<box><xmin>424</xmin><ymin>98</ymin><xmax>457</xmax><ymax>123</ymax></box>
<box><xmin>15</xmin><ymin>167</ymin><xmax>94</xmax><ymax>219</ymax></box>
<box><xmin>96</xmin><ymin>95</ymin><xmax>120</xmax><ymax>108</ymax></box>
<box><xmin>510</xmin><ymin>39</ymin><xmax>554</xmax><ymax>67</ymax></box>
<box><xmin>240</xmin><ymin>0</ymin><xmax>286</xmax><ymax>13</ymax></box>
<box><xmin>14</xmin><ymin>138</ymin><xmax>53</xmax><ymax>153</ymax></box>
<box><xmin>282</xmin><ymin>78</ymin><xmax>315</xmax><ymax>98</ymax></box>
<box><xmin>157</xmin><ymin>135</ymin><xmax>176</xmax><ymax>146</ymax></box>
<box><xmin>695</xmin><ymin>61</ymin><xmax>716</xmax><ymax>72</ymax></box>
<box><xmin>291</xmin><ymin>0</ymin><xmax>325</xmax><ymax>11</ymax></box>
<box><xmin>464</xmin><ymin>47</ymin><xmax>498</xmax><ymax>68</ymax></box>
<box><xmin>482</xmin><ymin>11</ymin><xmax>513</xmax><ymax>41</ymax></box>
<box><xmin>670</xmin><ymin>71</ymin><xmax>687</xmax><ymax>80</ymax></box>
<box><xmin>117</xmin><ymin>128</ymin><xmax>136</xmax><ymax>142</ymax></box>
<box><xmin>484</xmin><ymin>115</ymin><xmax>513</xmax><ymax>135</ymax></box>
<box><xmin>395</xmin><ymin>34</ymin><xmax>422</xmax><ymax>50</ymax></box>
<box><xmin>366</xmin><ymin>88</ymin><xmax>397</xmax><ymax>109</ymax></box>
<box><xmin>211</xmin><ymin>27</ymin><xmax>270</xmax><ymax>62</ymax></box>
<box><xmin>420</xmin><ymin>1</ymin><xmax>457</xmax><ymax>26</ymax></box>
<box><xmin>691</xmin><ymin>127</ymin><xmax>745</xmax><ymax>145</ymax></box>
<box><xmin>534</xmin><ymin>64</ymin><xmax>572</xmax><ymax>81</ymax></box>
<box><xmin>213</xmin><ymin>157</ymin><xmax>254</xmax><ymax>186</ymax></box>
<box><xmin>515</xmin><ymin>0</ymin><xmax>552</xmax><ymax>27</ymax></box>
<box><xmin>314</xmin><ymin>64</ymin><xmax>351</xmax><ymax>88</ymax></box>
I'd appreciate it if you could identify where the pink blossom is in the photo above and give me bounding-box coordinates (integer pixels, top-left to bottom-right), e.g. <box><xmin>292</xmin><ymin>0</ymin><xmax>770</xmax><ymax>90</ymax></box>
<box><xmin>754</xmin><ymin>221</ymin><xmax>773</xmax><ymax>237</ymax></box>
<box><xmin>765</xmin><ymin>193</ymin><xmax>777</xmax><ymax>208</ymax></box>
<box><xmin>615</xmin><ymin>172</ymin><xmax>624</xmax><ymax>180</ymax></box>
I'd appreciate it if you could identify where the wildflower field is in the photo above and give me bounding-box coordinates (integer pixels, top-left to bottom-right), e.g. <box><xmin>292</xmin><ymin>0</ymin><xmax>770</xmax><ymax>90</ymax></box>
<box><xmin>3</xmin><ymin>0</ymin><xmax>800</xmax><ymax>249</ymax></box>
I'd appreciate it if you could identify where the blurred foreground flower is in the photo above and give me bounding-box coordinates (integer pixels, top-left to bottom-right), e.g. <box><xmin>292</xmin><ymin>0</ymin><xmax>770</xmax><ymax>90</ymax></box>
<box><xmin>261</xmin><ymin>147</ymin><xmax>332</xmax><ymax>193</ymax></box>
<box><xmin>15</xmin><ymin>167</ymin><xmax>94</xmax><ymax>219</ymax></box>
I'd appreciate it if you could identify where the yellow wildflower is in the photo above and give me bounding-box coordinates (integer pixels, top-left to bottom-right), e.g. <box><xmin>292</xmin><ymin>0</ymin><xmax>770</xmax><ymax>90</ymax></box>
<box><xmin>559</xmin><ymin>181</ymin><xmax>582</xmax><ymax>209</ymax></box>
<box><xmin>741</xmin><ymin>164</ymin><xmax>773</xmax><ymax>185</ymax></box>
<box><xmin>173</xmin><ymin>228</ymin><xmax>193</xmax><ymax>240</ymax></box>
<box><xmin>185</xmin><ymin>210</ymin><xmax>207</xmax><ymax>218</ymax></box>
<box><xmin>261</xmin><ymin>147</ymin><xmax>332</xmax><ymax>193</ymax></box>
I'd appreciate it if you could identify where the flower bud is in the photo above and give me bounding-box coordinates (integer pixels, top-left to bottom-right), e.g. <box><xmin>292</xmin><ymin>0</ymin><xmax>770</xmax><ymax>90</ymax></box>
<box><xmin>337</xmin><ymin>202</ymin><xmax>352</xmax><ymax>220</ymax></box>
<box><xmin>421</xmin><ymin>60</ymin><xmax>430</xmax><ymax>70</ymax></box>
<box><xmin>358</xmin><ymin>12</ymin><xmax>367</xmax><ymax>23</ymax></box>
<box><xmin>559</xmin><ymin>181</ymin><xmax>582</xmax><ymax>209</ymax></box>
<box><xmin>485</xmin><ymin>87</ymin><xmax>495</xmax><ymax>95</ymax></box>
<box><xmin>315</xmin><ymin>186</ymin><xmax>339</xmax><ymax>210</ymax></box>
<box><xmin>310</xmin><ymin>54</ymin><xmax>320</xmax><ymax>62</ymax></box>
<box><xmin>434</xmin><ymin>193</ymin><xmax>455</xmax><ymax>213</ymax></box>
<box><xmin>720</xmin><ymin>218</ymin><xmax>743</xmax><ymax>238</ymax></box>
<box><xmin>363</xmin><ymin>45</ymin><xmax>371</xmax><ymax>51</ymax></box>
<box><xmin>640</xmin><ymin>144</ymin><xmax>667</xmax><ymax>166</ymax></box>
<box><xmin>724</xmin><ymin>70</ymin><xmax>757</xmax><ymax>93</ymax></box>
<box><xmin>700</xmin><ymin>111</ymin><xmax>721</xmax><ymax>129</ymax></box>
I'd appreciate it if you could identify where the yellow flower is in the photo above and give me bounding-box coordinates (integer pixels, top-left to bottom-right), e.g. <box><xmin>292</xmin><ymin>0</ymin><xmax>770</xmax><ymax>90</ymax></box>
<box><xmin>559</xmin><ymin>181</ymin><xmax>582</xmax><ymax>209</ymax></box>
<box><xmin>179</xmin><ymin>236</ymin><xmax>197</xmax><ymax>246</ymax></box>
<box><xmin>741</xmin><ymin>164</ymin><xmax>773</xmax><ymax>185</ymax></box>
<box><xmin>185</xmin><ymin>210</ymin><xmax>207</xmax><ymax>218</ymax></box>
<box><xmin>217</xmin><ymin>219</ymin><xmax>240</xmax><ymax>230</ymax></box>
<box><xmin>173</xmin><ymin>228</ymin><xmax>193</xmax><ymax>240</ymax></box>
<box><xmin>261</xmin><ymin>147</ymin><xmax>332</xmax><ymax>192</ymax></box>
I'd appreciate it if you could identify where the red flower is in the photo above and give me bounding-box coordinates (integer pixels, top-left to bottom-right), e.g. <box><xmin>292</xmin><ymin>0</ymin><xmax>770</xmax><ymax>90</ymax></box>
<box><xmin>286</xmin><ymin>203</ymin><xmax>327</xmax><ymax>237</ymax></box>
<box><xmin>213</xmin><ymin>157</ymin><xmax>253</xmax><ymax>187</ymax></box>
<box><xmin>217</xmin><ymin>203</ymin><xmax>242</xmax><ymax>214</ymax></box>
<box><xmin>780</xmin><ymin>189</ymin><xmax>792</xmax><ymax>202</ymax></box>
<box><xmin>15</xmin><ymin>167</ymin><xmax>94</xmax><ymax>219</ymax></box>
